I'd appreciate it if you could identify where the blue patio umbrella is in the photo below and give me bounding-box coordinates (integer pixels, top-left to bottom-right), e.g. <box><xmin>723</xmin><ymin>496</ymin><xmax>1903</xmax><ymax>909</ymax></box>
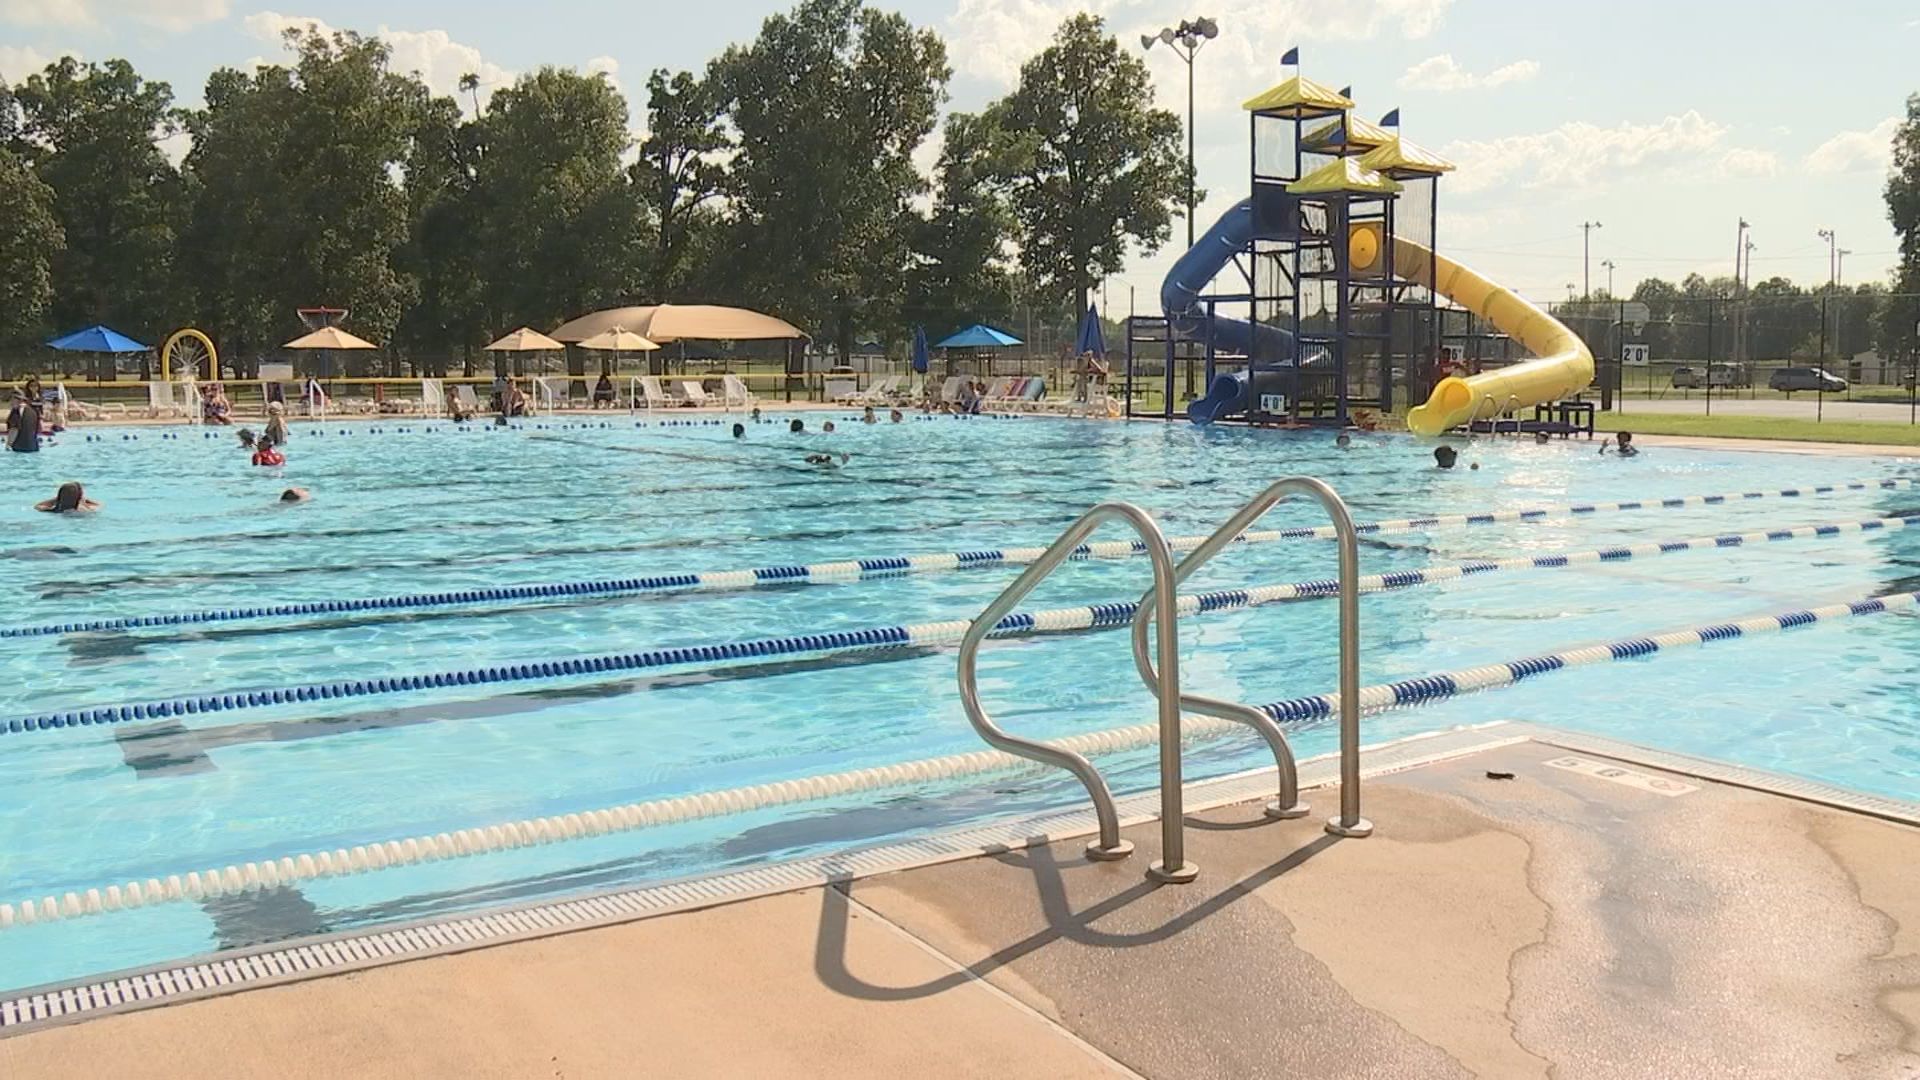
<box><xmin>934</xmin><ymin>324</ymin><xmax>1023</xmax><ymax>349</ymax></box>
<box><xmin>1074</xmin><ymin>304</ymin><xmax>1106</xmax><ymax>357</ymax></box>
<box><xmin>46</xmin><ymin>325</ymin><xmax>151</xmax><ymax>353</ymax></box>
<box><xmin>911</xmin><ymin>325</ymin><xmax>930</xmax><ymax>373</ymax></box>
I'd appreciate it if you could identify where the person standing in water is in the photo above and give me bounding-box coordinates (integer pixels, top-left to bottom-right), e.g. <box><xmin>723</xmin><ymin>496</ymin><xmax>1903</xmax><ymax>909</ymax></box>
<box><xmin>6</xmin><ymin>391</ymin><xmax>41</xmax><ymax>453</ymax></box>
<box><xmin>264</xmin><ymin>401</ymin><xmax>290</xmax><ymax>445</ymax></box>
<box><xmin>36</xmin><ymin>482</ymin><xmax>100</xmax><ymax>512</ymax></box>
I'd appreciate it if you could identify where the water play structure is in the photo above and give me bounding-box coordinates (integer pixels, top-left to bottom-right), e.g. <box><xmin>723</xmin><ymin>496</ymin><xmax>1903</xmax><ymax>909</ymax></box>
<box><xmin>1134</xmin><ymin>62</ymin><xmax>1593</xmax><ymax>432</ymax></box>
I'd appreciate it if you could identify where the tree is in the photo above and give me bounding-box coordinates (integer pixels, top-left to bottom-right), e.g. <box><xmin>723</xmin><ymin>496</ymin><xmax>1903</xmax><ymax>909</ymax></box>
<box><xmin>472</xmin><ymin>66</ymin><xmax>644</xmax><ymax>336</ymax></box>
<box><xmin>395</xmin><ymin>91</ymin><xmax>486</xmax><ymax>375</ymax></box>
<box><xmin>0</xmin><ymin>147</ymin><xmax>63</xmax><ymax>349</ymax></box>
<box><xmin>711</xmin><ymin>0</ymin><xmax>948</xmax><ymax>357</ymax></box>
<box><xmin>902</xmin><ymin>111</ymin><xmax>1015</xmax><ymax>337</ymax></box>
<box><xmin>636</xmin><ymin>68</ymin><xmax>729</xmax><ymax>300</ymax></box>
<box><xmin>458</xmin><ymin>72</ymin><xmax>481</xmax><ymax>119</ymax></box>
<box><xmin>1883</xmin><ymin>93</ymin><xmax>1920</xmax><ymax>367</ymax></box>
<box><xmin>986</xmin><ymin>14</ymin><xmax>1186</xmax><ymax>321</ymax></box>
<box><xmin>181</xmin><ymin>27</ymin><xmax>431</xmax><ymax>368</ymax></box>
<box><xmin>13</xmin><ymin>57</ymin><xmax>185</xmax><ymax>339</ymax></box>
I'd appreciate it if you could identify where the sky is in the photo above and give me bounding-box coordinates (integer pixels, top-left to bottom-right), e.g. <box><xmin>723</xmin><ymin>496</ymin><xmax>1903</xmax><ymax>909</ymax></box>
<box><xmin>1</xmin><ymin>0</ymin><xmax>1914</xmax><ymax>314</ymax></box>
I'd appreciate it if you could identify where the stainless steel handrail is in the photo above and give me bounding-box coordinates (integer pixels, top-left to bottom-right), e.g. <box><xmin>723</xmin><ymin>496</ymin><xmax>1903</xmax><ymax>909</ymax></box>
<box><xmin>957</xmin><ymin>502</ymin><xmax>1183</xmax><ymax>864</ymax></box>
<box><xmin>1131</xmin><ymin>476</ymin><xmax>1373</xmax><ymax>845</ymax></box>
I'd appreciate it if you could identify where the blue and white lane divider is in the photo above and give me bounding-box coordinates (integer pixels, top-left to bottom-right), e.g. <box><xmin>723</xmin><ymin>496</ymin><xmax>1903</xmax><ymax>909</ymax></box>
<box><xmin>5</xmin><ymin>511</ymin><xmax>1917</xmax><ymax>737</ymax></box>
<box><xmin>5</xmin><ymin>587</ymin><xmax>1916</xmax><ymax>931</ymax></box>
<box><xmin>8</xmin><ymin>476</ymin><xmax>1917</xmax><ymax>643</ymax></box>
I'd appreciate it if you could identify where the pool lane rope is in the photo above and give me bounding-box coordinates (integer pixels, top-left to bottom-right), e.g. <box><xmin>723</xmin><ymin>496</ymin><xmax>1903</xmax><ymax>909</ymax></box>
<box><xmin>7</xmin><ymin>476</ymin><xmax>1916</xmax><ymax>643</ymax></box>
<box><xmin>4</xmin><ymin>587</ymin><xmax>1914</xmax><ymax>932</ymax></box>
<box><xmin>5</xmin><ymin>510</ymin><xmax>1916</xmax><ymax>737</ymax></box>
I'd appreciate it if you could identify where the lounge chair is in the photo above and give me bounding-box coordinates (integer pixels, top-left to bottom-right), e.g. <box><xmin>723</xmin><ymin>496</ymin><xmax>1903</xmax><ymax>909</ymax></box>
<box><xmin>145</xmin><ymin>380</ymin><xmax>189</xmax><ymax>420</ymax></box>
<box><xmin>678</xmin><ymin>380</ymin><xmax>710</xmax><ymax>407</ymax></box>
<box><xmin>534</xmin><ymin>376</ymin><xmax>571</xmax><ymax>413</ymax></box>
<box><xmin>420</xmin><ymin>379</ymin><xmax>446</xmax><ymax>417</ymax></box>
<box><xmin>936</xmin><ymin>376</ymin><xmax>964</xmax><ymax>407</ymax></box>
<box><xmin>638</xmin><ymin>376</ymin><xmax>673</xmax><ymax>409</ymax></box>
<box><xmin>983</xmin><ymin>377</ymin><xmax>1026</xmax><ymax>411</ymax></box>
<box><xmin>453</xmin><ymin>384</ymin><xmax>483</xmax><ymax>415</ymax></box>
<box><xmin>721</xmin><ymin>374</ymin><xmax>756</xmax><ymax>408</ymax></box>
<box><xmin>856</xmin><ymin>374</ymin><xmax>900</xmax><ymax>404</ymax></box>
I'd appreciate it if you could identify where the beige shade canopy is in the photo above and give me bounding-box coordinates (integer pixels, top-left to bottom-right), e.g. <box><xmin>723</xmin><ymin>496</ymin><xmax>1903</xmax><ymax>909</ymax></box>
<box><xmin>283</xmin><ymin>326</ymin><xmax>379</xmax><ymax>350</ymax></box>
<box><xmin>484</xmin><ymin>326</ymin><xmax>567</xmax><ymax>352</ymax></box>
<box><xmin>577</xmin><ymin>327</ymin><xmax>660</xmax><ymax>352</ymax></box>
<box><xmin>550</xmin><ymin>304</ymin><xmax>807</xmax><ymax>345</ymax></box>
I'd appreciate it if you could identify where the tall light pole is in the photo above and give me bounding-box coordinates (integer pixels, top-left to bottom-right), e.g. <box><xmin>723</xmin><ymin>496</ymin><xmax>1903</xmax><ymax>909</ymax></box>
<box><xmin>1818</xmin><ymin>228</ymin><xmax>1837</xmax><ymax>373</ymax></box>
<box><xmin>1600</xmin><ymin>259</ymin><xmax>1617</xmax><ymax>298</ymax></box>
<box><xmin>1580</xmin><ymin>221</ymin><xmax>1602</xmax><ymax>299</ymax></box>
<box><xmin>1142</xmin><ymin>17</ymin><xmax>1220</xmax><ymax>250</ymax></box>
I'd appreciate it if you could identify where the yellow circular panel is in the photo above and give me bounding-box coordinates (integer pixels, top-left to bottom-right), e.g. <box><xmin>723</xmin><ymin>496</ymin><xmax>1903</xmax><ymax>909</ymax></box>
<box><xmin>161</xmin><ymin>328</ymin><xmax>218</xmax><ymax>382</ymax></box>
<box><xmin>1349</xmin><ymin>227</ymin><xmax>1381</xmax><ymax>271</ymax></box>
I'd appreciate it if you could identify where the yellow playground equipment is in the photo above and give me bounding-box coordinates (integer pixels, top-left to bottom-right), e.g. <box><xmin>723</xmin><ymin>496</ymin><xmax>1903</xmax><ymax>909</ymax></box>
<box><xmin>160</xmin><ymin>328</ymin><xmax>218</xmax><ymax>382</ymax></box>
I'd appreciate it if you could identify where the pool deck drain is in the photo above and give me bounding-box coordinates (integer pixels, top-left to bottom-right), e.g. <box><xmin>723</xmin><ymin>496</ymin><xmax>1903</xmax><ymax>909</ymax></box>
<box><xmin>4</xmin><ymin>723</ymin><xmax>1919</xmax><ymax>1079</ymax></box>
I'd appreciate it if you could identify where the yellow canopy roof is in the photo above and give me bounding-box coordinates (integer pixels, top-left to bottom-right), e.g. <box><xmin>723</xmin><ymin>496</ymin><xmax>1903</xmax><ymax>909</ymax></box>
<box><xmin>576</xmin><ymin>327</ymin><xmax>661</xmax><ymax>352</ymax></box>
<box><xmin>283</xmin><ymin>326</ymin><xmax>378</xmax><ymax>350</ymax></box>
<box><xmin>1242</xmin><ymin>75</ymin><xmax>1353</xmax><ymax>117</ymax></box>
<box><xmin>550</xmin><ymin>304</ymin><xmax>807</xmax><ymax>345</ymax></box>
<box><xmin>1301</xmin><ymin>113</ymin><xmax>1393</xmax><ymax>154</ymax></box>
<box><xmin>484</xmin><ymin>326</ymin><xmax>566</xmax><ymax>352</ymax></box>
<box><xmin>1356</xmin><ymin>136</ymin><xmax>1456</xmax><ymax>177</ymax></box>
<box><xmin>1287</xmin><ymin>156</ymin><xmax>1404</xmax><ymax>196</ymax></box>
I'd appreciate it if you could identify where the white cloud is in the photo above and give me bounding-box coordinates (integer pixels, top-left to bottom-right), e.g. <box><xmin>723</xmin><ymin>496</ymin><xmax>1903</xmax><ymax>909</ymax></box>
<box><xmin>1715</xmin><ymin>146</ymin><xmax>1778</xmax><ymax>179</ymax></box>
<box><xmin>1398</xmin><ymin>54</ymin><xmax>1538</xmax><ymax>92</ymax></box>
<box><xmin>0</xmin><ymin>43</ymin><xmax>79</xmax><ymax>77</ymax></box>
<box><xmin>1442</xmin><ymin>111</ymin><xmax>1761</xmax><ymax>196</ymax></box>
<box><xmin>1</xmin><ymin>0</ymin><xmax>226</xmax><ymax>31</ymax></box>
<box><xmin>244</xmin><ymin>11</ymin><xmax>514</xmax><ymax>103</ymax></box>
<box><xmin>1803</xmin><ymin>116</ymin><xmax>1899</xmax><ymax>176</ymax></box>
<box><xmin>948</xmin><ymin>0</ymin><xmax>1455</xmax><ymax>88</ymax></box>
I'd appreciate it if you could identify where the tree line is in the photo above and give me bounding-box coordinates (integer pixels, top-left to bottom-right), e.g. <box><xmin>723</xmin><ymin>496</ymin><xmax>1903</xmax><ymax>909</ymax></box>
<box><xmin>0</xmin><ymin>1</ymin><xmax>1187</xmax><ymax>375</ymax></box>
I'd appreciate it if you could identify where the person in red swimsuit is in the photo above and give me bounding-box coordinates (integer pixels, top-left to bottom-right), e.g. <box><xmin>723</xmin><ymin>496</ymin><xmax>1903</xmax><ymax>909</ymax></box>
<box><xmin>252</xmin><ymin>436</ymin><xmax>286</xmax><ymax>467</ymax></box>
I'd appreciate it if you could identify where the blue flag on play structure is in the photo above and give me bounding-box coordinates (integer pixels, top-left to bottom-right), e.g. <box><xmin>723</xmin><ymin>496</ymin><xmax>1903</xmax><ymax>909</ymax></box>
<box><xmin>1380</xmin><ymin>108</ymin><xmax>1401</xmax><ymax>127</ymax></box>
<box><xmin>1280</xmin><ymin>47</ymin><xmax>1299</xmax><ymax>66</ymax></box>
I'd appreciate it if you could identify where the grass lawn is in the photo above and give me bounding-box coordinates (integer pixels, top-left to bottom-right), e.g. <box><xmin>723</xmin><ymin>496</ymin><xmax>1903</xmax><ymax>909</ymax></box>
<box><xmin>1595</xmin><ymin>412</ymin><xmax>1920</xmax><ymax>447</ymax></box>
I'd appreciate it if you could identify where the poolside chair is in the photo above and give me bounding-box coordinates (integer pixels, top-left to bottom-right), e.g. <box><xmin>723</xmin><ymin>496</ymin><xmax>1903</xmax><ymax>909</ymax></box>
<box><xmin>721</xmin><ymin>374</ymin><xmax>757</xmax><ymax>408</ymax></box>
<box><xmin>936</xmin><ymin>376</ymin><xmax>964</xmax><ymax>407</ymax></box>
<box><xmin>904</xmin><ymin>374</ymin><xmax>925</xmax><ymax>403</ymax></box>
<box><xmin>534</xmin><ymin>376</ymin><xmax>572</xmax><ymax>413</ymax></box>
<box><xmin>419</xmin><ymin>378</ymin><xmax>447</xmax><ymax>417</ymax></box>
<box><xmin>856</xmin><ymin>375</ymin><xmax>900</xmax><ymax>404</ymax></box>
<box><xmin>678</xmin><ymin>380</ymin><xmax>710</xmax><ymax>407</ymax></box>
<box><xmin>453</xmin><ymin>384</ymin><xmax>483</xmax><ymax>415</ymax></box>
<box><xmin>1015</xmin><ymin>377</ymin><xmax>1048</xmax><ymax>411</ymax></box>
<box><xmin>638</xmin><ymin>376</ymin><xmax>673</xmax><ymax>409</ymax></box>
<box><xmin>143</xmin><ymin>380</ymin><xmax>190</xmax><ymax>420</ymax></box>
<box><xmin>984</xmin><ymin>377</ymin><xmax>1027</xmax><ymax>411</ymax></box>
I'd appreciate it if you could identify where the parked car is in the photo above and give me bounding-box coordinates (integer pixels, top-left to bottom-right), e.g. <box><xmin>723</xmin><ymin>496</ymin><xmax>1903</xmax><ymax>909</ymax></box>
<box><xmin>1768</xmin><ymin>366</ymin><xmax>1848</xmax><ymax>393</ymax></box>
<box><xmin>1670</xmin><ymin>363</ymin><xmax>1748</xmax><ymax>389</ymax></box>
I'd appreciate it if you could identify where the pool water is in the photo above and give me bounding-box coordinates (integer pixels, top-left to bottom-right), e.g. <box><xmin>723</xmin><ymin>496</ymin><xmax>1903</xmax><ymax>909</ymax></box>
<box><xmin>2</xmin><ymin>413</ymin><xmax>1917</xmax><ymax>993</ymax></box>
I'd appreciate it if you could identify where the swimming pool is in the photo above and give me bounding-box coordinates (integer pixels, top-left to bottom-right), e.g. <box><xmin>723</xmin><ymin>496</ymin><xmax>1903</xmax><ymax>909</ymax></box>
<box><xmin>3</xmin><ymin>413</ymin><xmax>1917</xmax><ymax>993</ymax></box>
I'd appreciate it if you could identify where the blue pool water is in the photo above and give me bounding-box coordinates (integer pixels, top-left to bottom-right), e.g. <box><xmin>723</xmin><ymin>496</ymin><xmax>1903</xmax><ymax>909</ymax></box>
<box><xmin>2</xmin><ymin>413</ymin><xmax>1918</xmax><ymax>993</ymax></box>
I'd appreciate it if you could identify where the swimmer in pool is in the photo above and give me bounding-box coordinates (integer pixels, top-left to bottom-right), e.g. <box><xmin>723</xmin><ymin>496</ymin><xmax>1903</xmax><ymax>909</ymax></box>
<box><xmin>1600</xmin><ymin>431</ymin><xmax>1639</xmax><ymax>457</ymax></box>
<box><xmin>823</xmin><ymin>421</ymin><xmax>837</xmax><ymax>433</ymax></box>
<box><xmin>889</xmin><ymin>409</ymin><xmax>904</xmax><ymax>423</ymax></box>
<box><xmin>751</xmin><ymin>407</ymin><xmax>762</xmax><ymax>423</ymax></box>
<box><xmin>1335</xmin><ymin>431</ymin><xmax>1352</xmax><ymax>449</ymax></box>
<box><xmin>237</xmin><ymin>428</ymin><xmax>257</xmax><ymax>448</ymax></box>
<box><xmin>279</xmin><ymin>487</ymin><xmax>310</xmax><ymax>503</ymax></box>
<box><xmin>732</xmin><ymin>423</ymin><xmax>745</xmax><ymax>439</ymax></box>
<box><xmin>35</xmin><ymin>482</ymin><xmax>100</xmax><ymax>513</ymax></box>
<box><xmin>1433</xmin><ymin>445</ymin><xmax>1458</xmax><ymax>470</ymax></box>
<box><xmin>789</xmin><ymin>418</ymin><xmax>805</xmax><ymax>433</ymax></box>
<box><xmin>804</xmin><ymin>452</ymin><xmax>850</xmax><ymax>468</ymax></box>
<box><xmin>252</xmin><ymin>436</ymin><xmax>286</xmax><ymax>467</ymax></box>
<box><xmin>862</xmin><ymin>406</ymin><xmax>877</xmax><ymax>424</ymax></box>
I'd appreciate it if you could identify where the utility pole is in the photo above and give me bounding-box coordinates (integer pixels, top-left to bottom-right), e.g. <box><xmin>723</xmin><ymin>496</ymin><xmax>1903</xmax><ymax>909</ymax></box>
<box><xmin>1580</xmin><ymin>221</ymin><xmax>1602</xmax><ymax>299</ymax></box>
<box><xmin>1600</xmin><ymin>259</ymin><xmax>1616</xmax><ymax>298</ymax></box>
<box><xmin>1733</xmin><ymin>218</ymin><xmax>1748</xmax><ymax>370</ymax></box>
<box><xmin>1818</xmin><ymin>228</ymin><xmax>1837</xmax><ymax>375</ymax></box>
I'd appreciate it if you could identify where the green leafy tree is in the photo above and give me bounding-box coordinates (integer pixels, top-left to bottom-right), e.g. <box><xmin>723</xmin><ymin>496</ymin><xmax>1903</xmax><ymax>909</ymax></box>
<box><xmin>902</xmin><ymin>111</ymin><xmax>1014</xmax><ymax>338</ymax></box>
<box><xmin>395</xmin><ymin>92</ymin><xmax>487</xmax><ymax>375</ymax></box>
<box><xmin>0</xmin><ymin>147</ymin><xmax>63</xmax><ymax>350</ymax></box>
<box><xmin>636</xmin><ymin>68</ymin><xmax>729</xmax><ymax>300</ymax></box>
<box><xmin>473</xmin><ymin>66</ymin><xmax>644</xmax><ymax>335</ymax></box>
<box><xmin>13</xmin><ymin>57</ymin><xmax>185</xmax><ymax>339</ymax></box>
<box><xmin>182</xmin><ymin>27</ymin><xmax>430</xmax><ymax>369</ymax></box>
<box><xmin>1883</xmin><ymin>93</ymin><xmax>1920</xmax><ymax>366</ymax></box>
<box><xmin>711</xmin><ymin>0</ymin><xmax>949</xmax><ymax>357</ymax></box>
<box><xmin>986</xmin><ymin>14</ymin><xmax>1186</xmax><ymax>321</ymax></box>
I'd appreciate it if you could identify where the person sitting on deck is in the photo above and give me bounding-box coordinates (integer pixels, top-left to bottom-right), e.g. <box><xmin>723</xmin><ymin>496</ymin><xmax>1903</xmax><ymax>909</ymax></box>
<box><xmin>593</xmin><ymin>373</ymin><xmax>617</xmax><ymax>409</ymax></box>
<box><xmin>202</xmin><ymin>383</ymin><xmax>233</xmax><ymax>425</ymax></box>
<box><xmin>35</xmin><ymin>481</ymin><xmax>99</xmax><ymax>513</ymax></box>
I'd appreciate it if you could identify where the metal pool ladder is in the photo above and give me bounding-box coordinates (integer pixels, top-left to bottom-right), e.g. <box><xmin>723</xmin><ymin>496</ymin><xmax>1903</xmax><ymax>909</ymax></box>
<box><xmin>955</xmin><ymin>481</ymin><xmax>1371</xmax><ymax>887</ymax></box>
<box><xmin>956</xmin><ymin>502</ymin><xmax>1180</xmax><ymax>868</ymax></box>
<box><xmin>1131</xmin><ymin>476</ymin><xmax>1372</xmax><ymax>855</ymax></box>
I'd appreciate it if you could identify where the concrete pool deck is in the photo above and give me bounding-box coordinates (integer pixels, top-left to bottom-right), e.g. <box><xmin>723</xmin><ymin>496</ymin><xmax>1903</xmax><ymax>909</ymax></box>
<box><xmin>6</xmin><ymin>728</ymin><xmax>1918</xmax><ymax>1079</ymax></box>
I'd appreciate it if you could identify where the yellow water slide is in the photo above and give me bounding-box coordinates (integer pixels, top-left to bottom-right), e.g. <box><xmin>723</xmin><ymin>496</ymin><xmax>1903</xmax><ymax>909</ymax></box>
<box><xmin>1386</xmin><ymin>236</ymin><xmax>1594</xmax><ymax>436</ymax></box>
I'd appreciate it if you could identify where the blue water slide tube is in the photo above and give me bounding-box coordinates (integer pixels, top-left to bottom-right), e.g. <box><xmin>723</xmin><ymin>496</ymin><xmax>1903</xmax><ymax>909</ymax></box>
<box><xmin>1164</xmin><ymin>197</ymin><xmax>1303</xmax><ymax>424</ymax></box>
